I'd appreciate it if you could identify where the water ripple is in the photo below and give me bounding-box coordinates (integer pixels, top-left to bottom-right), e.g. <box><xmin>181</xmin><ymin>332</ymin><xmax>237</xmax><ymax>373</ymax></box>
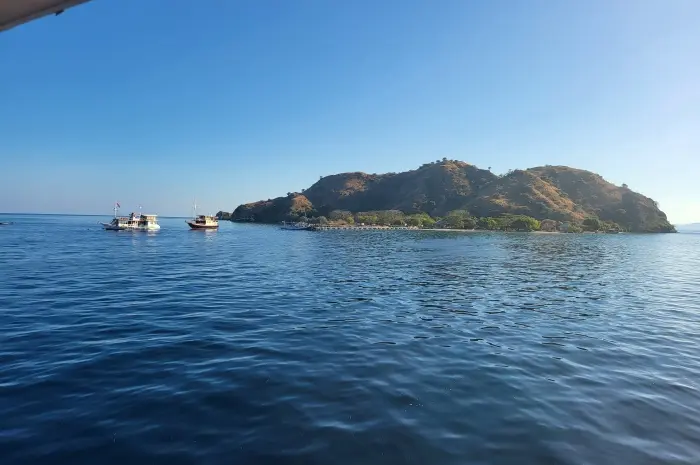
<box><xmin>1</xmin><ymin>216</ymin><xmax>700</xmax><ymax>464</ymax></box>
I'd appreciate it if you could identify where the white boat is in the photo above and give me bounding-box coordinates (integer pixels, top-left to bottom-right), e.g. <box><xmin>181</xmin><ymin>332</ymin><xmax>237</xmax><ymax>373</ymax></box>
<box><xmin>101</xmin><ymin>204</ymin><xmax>160</xmax><ymax>231</ymax></box>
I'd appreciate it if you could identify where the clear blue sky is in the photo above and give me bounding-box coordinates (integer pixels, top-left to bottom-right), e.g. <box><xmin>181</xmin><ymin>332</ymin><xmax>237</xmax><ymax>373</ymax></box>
<box><xmin>1</xmin><ymin>0</ymin><xmax>698</xmax><ymax>222</ymax></box>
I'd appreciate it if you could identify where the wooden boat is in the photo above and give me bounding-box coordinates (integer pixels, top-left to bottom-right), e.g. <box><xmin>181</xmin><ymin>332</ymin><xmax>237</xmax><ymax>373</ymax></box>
<box><xmin>186</xmin><ymin>200</ymin><xmax>219</xmax><ymax>229</ymax></box>
<box><xmin>186</xmin><ymin>215</ymin><xmax>219</xmax><ymax>230</ymax></box>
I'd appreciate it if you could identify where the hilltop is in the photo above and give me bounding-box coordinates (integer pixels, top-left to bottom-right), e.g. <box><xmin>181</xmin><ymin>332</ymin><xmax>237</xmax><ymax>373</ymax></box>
<box><xmin>227</xmin><ymin>160</ymin><xmax>675</xmax><ymax>232</ymax></box>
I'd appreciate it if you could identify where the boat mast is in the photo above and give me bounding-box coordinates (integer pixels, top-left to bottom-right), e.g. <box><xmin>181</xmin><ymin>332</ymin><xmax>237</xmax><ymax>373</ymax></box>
<box><xmin>193</xmin><ymin>198</ymin><xmax>197</xmax><ymax>218</ymax></box>
<box><xmin>113</xmin><ymin>202</ymin><xmax>119</xmax><ymax>218</ymax></box>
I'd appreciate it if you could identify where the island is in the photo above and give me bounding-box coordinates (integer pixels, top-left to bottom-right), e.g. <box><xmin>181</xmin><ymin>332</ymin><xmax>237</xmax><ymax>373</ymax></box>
<box><xmin>218</xmin><ymin>160</ymin><xmax>675</xmax><ymax>233</ymax></box>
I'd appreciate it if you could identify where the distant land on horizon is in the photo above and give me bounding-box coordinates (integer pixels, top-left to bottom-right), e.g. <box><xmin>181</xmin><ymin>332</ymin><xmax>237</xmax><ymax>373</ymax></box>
<box><xmin>677</xmin><ymin>223</ymin><xmax>700</xmax><ymax>231</ymax></box>
<box><xmin>222</xmin><ymin>160</ymin><xmax>676</xmax><ymax>233</ymax></box>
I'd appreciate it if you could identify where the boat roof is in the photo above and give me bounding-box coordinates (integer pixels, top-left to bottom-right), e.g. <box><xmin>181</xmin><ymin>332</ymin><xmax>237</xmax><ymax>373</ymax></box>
<box><xmin>117</xmin><ymin>214</ymin><xmax>157</xmax><ymax>218</ymax></box>
<box><xmin>0</xmin><ymin>0</ymin><xmax>91</xmax><ymax>33</ymax></box>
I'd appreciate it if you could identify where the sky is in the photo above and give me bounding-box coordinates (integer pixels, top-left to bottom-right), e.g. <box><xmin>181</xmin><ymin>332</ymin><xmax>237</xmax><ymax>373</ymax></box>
<box><xmin>0</xmin><ymin>0</ymin><xmax>698</xmax><ymax>222</ymax></box>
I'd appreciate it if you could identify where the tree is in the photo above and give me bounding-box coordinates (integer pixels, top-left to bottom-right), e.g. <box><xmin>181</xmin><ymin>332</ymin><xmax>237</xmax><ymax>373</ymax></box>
<box><xmin>422</xmin><ymin>216</ymin><xmax>436</xmax><ymax>228</ymax></box>
<box><xmin>582</xmin><ymin>217</ymin><xmax>602</xmax><ymax>231</ymax></box>
<box><xmin>356</xmin><ymin>213</ymin><xmax>378</xmax><ymax>225</ymax></box>
<box><xmin>622</xmin><ymin>183</ymin><xmax>629</xmax><ymax>189</ymax></box>
<box><xmin>444</xmin><ymin>210</ymin><xmax>473</xmax><ymax>229</ymax></box>
<box><xmin>477</xmin><ymin>217</ymin><xmax>498</xmax><ymax>230</ymax></box>
<box><xmin>443</xmin><ymin>215</ymin><xmax>462</xmax><ymax>228</ymax></box>
<box><xmin>601</xmin><ymin>220</ymin><xmax>621</xmax><ymax>232</ymax></box>
<box><xmin>510</xmin><ymin>216</ymin><xmax>541</xmax><ymax>231</ymax></box>
<box><xmin>375</xmin><ymin>210</ymin><xmax>404</xmax><ymax>226</ymax></box>
<box><xmin>462</xmin><ymin>216</ymin><xmax>477</xmax><ymax>229</ymax></box>
<box><xmin>405</xmin><ymin>216</ymin><xmax>422</xmax><ymax>227</ymax></box>
<box><xmin>492</xmin><ymin>216</ymin><xmax>514</xmax><ymax>230</ymax></box>
<box><xmin>404</xmin><ymin>212</ymin><xmax>435</xmax><ymax>228</ymax></box>
<box><xmin>329</xmin><ymin>210</ymin><xmax>353</xmax><ymax>223</ymax></box>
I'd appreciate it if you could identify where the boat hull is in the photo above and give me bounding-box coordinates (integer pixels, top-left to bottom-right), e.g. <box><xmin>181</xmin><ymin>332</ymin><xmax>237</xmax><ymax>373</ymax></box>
<box><xmin>186</xmin><ymin>221</ymin><xmax>218</xmax><ymax>230</ymax></box>
<box><xmin>101</xmin><ymin>223</ymin><xmax>160</xmax><ymax>231</ymax></box>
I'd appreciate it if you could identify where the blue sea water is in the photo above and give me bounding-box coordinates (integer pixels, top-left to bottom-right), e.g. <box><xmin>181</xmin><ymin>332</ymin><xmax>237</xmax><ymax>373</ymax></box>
<box><xmin>1</xmin><ymin>214</ymin><xmax>699</xmax><ymax>465</ymax></box>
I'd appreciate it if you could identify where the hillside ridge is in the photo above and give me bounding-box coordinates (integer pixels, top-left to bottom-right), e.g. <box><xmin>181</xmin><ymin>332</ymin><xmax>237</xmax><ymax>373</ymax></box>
<box><xmin>226</xmin><ymin>160</ymin><xmax>674</xmax><ymax>232</ymax></box>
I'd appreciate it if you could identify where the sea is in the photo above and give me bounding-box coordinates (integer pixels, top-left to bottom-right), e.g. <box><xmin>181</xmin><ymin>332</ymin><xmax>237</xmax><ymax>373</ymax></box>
<box><xmin>1</xmin><ymin>214</ymin><xmax>699</xmax><ymax>465</ymax></box>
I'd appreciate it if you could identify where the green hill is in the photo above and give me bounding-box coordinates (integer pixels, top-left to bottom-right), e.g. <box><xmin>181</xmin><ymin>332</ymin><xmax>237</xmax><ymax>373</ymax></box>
<box><xmin>229</xmin><ymin>160</ymin><xmax>675</xmax><ymax>232</ymax></box>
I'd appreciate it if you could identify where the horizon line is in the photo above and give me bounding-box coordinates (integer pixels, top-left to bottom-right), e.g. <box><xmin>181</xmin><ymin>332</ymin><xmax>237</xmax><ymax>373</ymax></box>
<box><xmin>0</xmin><ymin>212</ymin><xmax>190</xmax><ymax>219</ymax></box>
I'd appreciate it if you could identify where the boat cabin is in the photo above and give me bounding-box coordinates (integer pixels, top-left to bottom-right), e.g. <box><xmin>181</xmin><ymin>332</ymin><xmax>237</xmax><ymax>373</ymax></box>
<box><xmin>186</xmin><ymin>215</ymin><xmax>219</xmax><ymax>229</ymax></box>
<box><xmin>193</xmin><ymin>215</ymin><xmax>217</xmax><ymax>225</ymax></box>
